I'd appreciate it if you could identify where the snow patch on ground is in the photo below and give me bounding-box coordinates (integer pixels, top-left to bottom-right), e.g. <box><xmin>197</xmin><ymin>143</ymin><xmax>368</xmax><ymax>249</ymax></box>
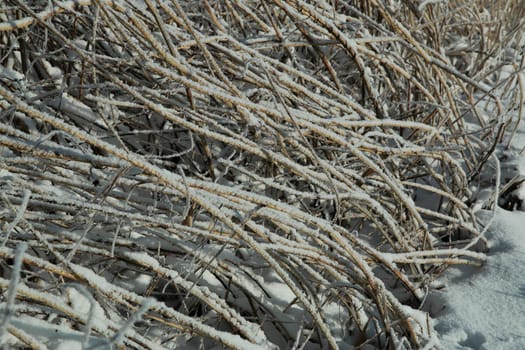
<box><xmin>429</xmin><ymin>209</ymin><xmax>525</xmax><ymax>349</ymax></box>
<box><xmin>429</xmin><ymin>89</ymin><xmax>525</xmax><ymax>348</ymax></box>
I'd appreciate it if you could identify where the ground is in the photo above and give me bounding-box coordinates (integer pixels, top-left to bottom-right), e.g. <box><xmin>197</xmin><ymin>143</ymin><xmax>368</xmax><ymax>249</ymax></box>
<box><xmin>431</xmin><ymin>106</ymin><xmax>525</xmax><ymax>349</ymax></box>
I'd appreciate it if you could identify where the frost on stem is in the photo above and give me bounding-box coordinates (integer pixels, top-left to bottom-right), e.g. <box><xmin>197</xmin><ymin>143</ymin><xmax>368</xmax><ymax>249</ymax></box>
<box><xmin>0</xmin><ymin>243</ymin><xmax>27</xmax><ymax>347</ymax></box>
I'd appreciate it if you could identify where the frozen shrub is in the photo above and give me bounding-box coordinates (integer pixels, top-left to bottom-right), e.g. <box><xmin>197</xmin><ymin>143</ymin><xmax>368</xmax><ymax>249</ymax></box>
<box><xmin>0</xmin><ymin>0</ymin><xmax>523</xmax><ymax>349</ymax></box>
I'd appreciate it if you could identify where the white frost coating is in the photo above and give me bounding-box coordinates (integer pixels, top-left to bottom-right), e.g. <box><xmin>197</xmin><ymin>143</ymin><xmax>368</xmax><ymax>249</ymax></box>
<box><xmin>110</xmin><ymin>298</ymin><xmax>154</xmax><ymax>346</ymax></box>
<box><xmin>1</xmin><ymin>273</ymin><xmax>161</xmax><ymax>349</ymax></box>
<box><xmin>65</xmin><ymin>284</ymin><xmax>105</xmax><ymax>348</ymax></box>
<box><xmin>114</xmin><ymin>269</ymin><xmax>153</xmax><ymax>295</ymax></box>
<box><xmin>471</xmin><ymin>188</ymin><xmax>494</xmax><ymax>213</ymax></box>
<box><xmin>0</xmin><ymin>243</ymin><xmax>27</xmax><ymax>344</ymax></box>
<box><xmin>65</xmin><ymin>286</ymin><xmax>97</xmax><ymax>317</ymax></box>
<box><xmin>70</xmin><ymin>265</ymin><xmax>276</xmax><ymax>350</ymax></box>
<box><xmin>511</xmin><ymin>181</ymin><xmax>525</xmax><ymax>202</ymax></box>
<box><xmin>418</xmin><ymin>0</ymin><xmax>446</xmax><ymax>11</ymax></box>
<box><xmin>322</xmin><ymin>302</ymin><xmax>351</xmax><ymax>341</ymax></box>
<box><xmin>123</xmin><ymin>251</ymin><xmax>160</xmax><ymax>269</ymax></box>
<box><xmin>52</xmin><ymin>340</ymin><xmax>83</xmax><ymax>350</ymax></box>
<box><xmin>48</xmin><ymin>93</ymin><xmax>105</xmax><ymax>129</ymax></box>
<box><xmin>138</xmin><ymin>251</ymin><xmax>273</xmax><ymax>347</ymax></box>
<box><xmin>2</xmin><ymin>190</ymin><xmax>30</xmax><ymax>247</ymax></box>
<box><xmin>9</xmin><ymin>314</ymin><xmax>107</xmax><ymax>350</ymax></box>
<box><xmin>41</xmin><ymin>59</ymin><xmax>62</xmax><ymax>82</ymax></box>
<box><xmin>0</xmin><ymin>66</ymin><xmax>26</xmax><ymax>91</ymax></box>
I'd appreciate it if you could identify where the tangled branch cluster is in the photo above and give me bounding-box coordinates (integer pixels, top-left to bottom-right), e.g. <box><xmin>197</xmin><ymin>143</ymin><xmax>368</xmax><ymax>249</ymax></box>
<box><xmin>0</xmin><ymin>0</ymin><xmax>523</xmax><ymax>349</ymax></box>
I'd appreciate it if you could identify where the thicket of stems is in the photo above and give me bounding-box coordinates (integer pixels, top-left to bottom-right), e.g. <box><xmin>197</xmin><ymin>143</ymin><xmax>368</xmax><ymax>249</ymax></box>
<box><xmin>0</xmin><ymin>0</ymin><xmax>523</xmax><ymax>349</ymax></box>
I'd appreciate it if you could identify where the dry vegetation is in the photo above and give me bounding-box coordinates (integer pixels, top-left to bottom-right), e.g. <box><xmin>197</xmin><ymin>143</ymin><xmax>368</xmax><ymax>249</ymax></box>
<box><xmin>0</xmin><ymin>0</ymin><xmax>524</xmax><ymax>349</ymax></box>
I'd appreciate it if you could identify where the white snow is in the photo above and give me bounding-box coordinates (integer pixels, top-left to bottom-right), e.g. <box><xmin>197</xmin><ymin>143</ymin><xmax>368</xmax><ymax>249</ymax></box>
<box><xmin>427</xmin><ymin>94</ymin><xmax>525</xmax><ymax>348</ymax></box>
<box><xmin>428</xmin><ymin>208</ymin><xmax>525</xmax><ymax>349</ymax></box>
<box><xmin>511</xmin><ymin>181</ymin><xmax>525</xmax><ymax>202</ymax></box>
